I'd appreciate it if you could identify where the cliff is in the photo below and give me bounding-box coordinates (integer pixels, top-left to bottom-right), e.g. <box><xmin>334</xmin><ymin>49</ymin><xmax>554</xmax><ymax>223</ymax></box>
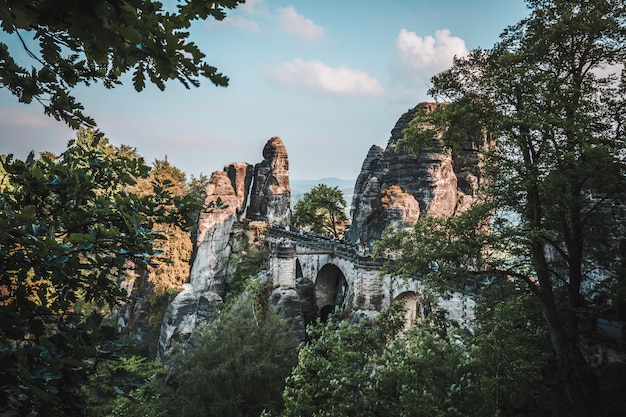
<box><xmin>346</xmin><ymin>102</ymin><xmax>479</xmax><ymax>245</ymax></box>
<box><xmin>158</xmin><ymin>137</ymin><xmax>292</xmax><ymax>358</ymax></box>
<box><xmin>247</xmin><ymin>136</ymin><xmax>292</xmax><ymax>224</ymax></box>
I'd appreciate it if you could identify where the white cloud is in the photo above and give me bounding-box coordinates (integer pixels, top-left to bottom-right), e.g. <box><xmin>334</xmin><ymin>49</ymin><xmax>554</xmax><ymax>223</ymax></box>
<box><xmin>240</xmin><ymin>0</ymin><xmax>267</xmax><ymax>15</ymax></box>
<box><xmin>221</xmin><ymin>14</ymin><xmax>259</xmax><ymax>31</ymax></box>
<box><xmin>265</xmin><ymin>59</ymin><xmax>385</xmax><ymax>98</ymax></box>
<box><xmin>391</xmin><ymin>28</ymin><xmax>468</xmax><ymax>88</ymax></box>
<box><xmin>212</xmin><ymin>2</ymin><xmax>324</xmax><ymax>42</ymax></box>
<box><xmin>211</xmin><ymin>0</ymin><xmax>266</xmax><ymax>30</ymax></box>
<box><xmin>277</xmin><ymin>6</ymin><xmax>324</xmax><ymax>41</ymax></box>
<box><xmin>593</xmin><ymin>62</ymin><xmax>624</xmax><ymax>80</ymax></box>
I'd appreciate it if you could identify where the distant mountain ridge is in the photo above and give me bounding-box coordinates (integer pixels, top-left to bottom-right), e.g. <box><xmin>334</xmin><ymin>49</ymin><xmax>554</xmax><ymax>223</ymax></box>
<box><xmin>291</xmin><ymin>177</ymin><xmax>355</xmax><ymax>204</ymax></box>
<box><xmin>291</xmin><ymin>178</ymin><xmax>355</xmax><ymax>215</ymax></box>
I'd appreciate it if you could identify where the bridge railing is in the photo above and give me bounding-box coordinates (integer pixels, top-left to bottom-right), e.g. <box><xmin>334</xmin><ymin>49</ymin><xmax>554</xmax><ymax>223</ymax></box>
<box><xmin>266</xmin><ymin>226</ymin><xmax>489</xmax><ymax>296</ymax></box>
<box><xmin>266</xmin><ymin>225</ymin><xmax>390</xmax><ymax>268</ymax></box>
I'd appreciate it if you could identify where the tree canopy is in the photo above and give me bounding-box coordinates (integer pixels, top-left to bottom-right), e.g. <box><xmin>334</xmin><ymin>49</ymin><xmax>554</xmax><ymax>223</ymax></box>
<box><xmin>281</xmin><ymin>304</ymin><xmax>489</xmax><ymax>417</ymax></box>
<box><xmin>157</xmin><ymin>283</ymin><xmax>298</xmax><ymax>417</ymax></box>
<box><xmin>0</xmin><ymin>0</ymin><xmax>244</xmax><ymax>128</ymax></box>
<box><xmin>128</xmin><ymin>158</ymin><xmax>195</xmax><ymax>295</ymax></box>
<box><xmin>379</xmin><ymin>0</ymin><xmax>626</xmax><ymax>414</ymax></box>
<box><xmin>0</xmin><ymin>131</ymin><xmax>186</xmax><ymax>416</ymax></box>
<box><xmin>292</xmin><ymin>184</ymin><xmax>349</xmax><ymax>238</ymax></box>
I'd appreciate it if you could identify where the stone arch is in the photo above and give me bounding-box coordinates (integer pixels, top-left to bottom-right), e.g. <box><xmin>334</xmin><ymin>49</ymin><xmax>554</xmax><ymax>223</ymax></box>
<box><xmin>294</xmin><ymin>257</ymin><xmax>317</xmax><ymax>328</ymax></box>
<box><xmin>393</xmin><ymin>291</ymin><xmax>425</xmax><ymax>330</ymax></box>
<box><xmin>315</xmin><ymin>264</ymin><xmax>349</xmax><ymax>322</ymax></box>
<box><xmin>295</xmin><ymin>258</ymin><xmax>303</xmax><ymax>279</ymax></box>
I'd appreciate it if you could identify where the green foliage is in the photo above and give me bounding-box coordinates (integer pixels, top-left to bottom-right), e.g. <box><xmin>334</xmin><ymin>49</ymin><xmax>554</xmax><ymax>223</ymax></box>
<box><xmin>281</xmin><ymin>304</ymin><xmax>488</xmax><ymax>417</ymax></box>
<box><xmin>228</xmin><ymin>238</ymin><xmax>269</xmax><ymax>301</ymax></box>
<box><xmin>100</xmin><ymin>385</ymin><xmax>166</xmax><ymax>417</ymax></box>
<box><xmin>187</xmin><ymin>172</ymin><xmax>211</xmax><ymax>205</ymax></box>
<box><xmin>0</xmin><ymin>132</ymin><xmax>177</xmax><ymax>416</ymax></box>
<box><xmin>388</xmin><ymin>0</ymin><xmax>626</xmax><ymax>413</ymax></box>
<box><xmin>86</xmin><ymin>356</ymin><xmax>166</xmax><ymax>417</ymax></box>
<box><xmin>0</xmin><ymin>0</ymin><xmax>245</xmax><ymax>128</ymax></box>
<box><xmin>377</xmin><ymin>204</ymin><xmax>496</xmax><ymax>294</ymax></box>
<box><xmin>472</xmin><ymin>282</ymin><xmax>555</xmax><ymax>414</ymax></box>
<box><xmin>292</xmin><ymin>184</ymin><xmax>348</xmax><ymax>238</ymax></box>
<box><xmin>160</xmin><ymin>284</ymin><xmax>299</xmax><ymax>417</ymax></box>
<box><xmin>280</xmin><ymin>289</ymin><xmax>558</xmax><ymax>417</ymax></box>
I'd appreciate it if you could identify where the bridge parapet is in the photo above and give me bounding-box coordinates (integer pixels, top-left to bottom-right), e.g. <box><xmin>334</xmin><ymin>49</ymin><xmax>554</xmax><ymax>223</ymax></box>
<box><xmin>266</xmin><ymin>225</ymin><xmax>475</xmax><ymax>328</ymax></box>
<box><xmin>267</xmin><ymin>225</ymin><xmax>389</xmax><ymax>269</ymax></box>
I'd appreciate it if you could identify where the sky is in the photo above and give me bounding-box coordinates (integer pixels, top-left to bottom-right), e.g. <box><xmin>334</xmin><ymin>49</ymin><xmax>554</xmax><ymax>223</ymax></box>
<box><xmin>0</xmin><ymin>0</ymin><xmax>530</xmax><ymax>181</ymax></box>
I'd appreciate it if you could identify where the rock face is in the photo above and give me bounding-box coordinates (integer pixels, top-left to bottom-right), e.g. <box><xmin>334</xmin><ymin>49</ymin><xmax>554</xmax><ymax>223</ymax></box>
<box><xmin>158</xmin><ymin>137</ymin><xmax>292</xmax><ymax>359</ymax></box>
<box><xmin>157</xmin><ymin>170</ymin><xmax>241</xmax><ymax>358</ymax></box>
<box><xmin>225</xmin><ymin>162</ymin><xmax>254</xmax><ymax>218</ymax></box>
<box><xmin>190</xmin><ymin>170</ymin><xmax>242</xmax><ymax>294</ymax></box>
<box><xmin>346</xmin><ymin>102</ymin><xmax>479</xmax><ymax>245</ymax></box>
<box><xmin>247</xmin><ymin>137</ymin><xmax>291</xmax><ymax>224</ymax></box>
<box><xmin>364</xmin><ymin>185</ymin><xmax>421</xmax><ymax>238</ymax></box>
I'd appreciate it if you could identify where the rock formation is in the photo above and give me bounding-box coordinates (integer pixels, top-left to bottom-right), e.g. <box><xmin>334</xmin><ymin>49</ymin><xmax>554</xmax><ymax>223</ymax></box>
<box><xmin>247</xmin><ymin>136</ymin><xmax>291</xmax><ymax>224</ymax></box>
<box><xmin>158</xmin><ymin>169</ymin><xmax>241</xmax><ymax>358</ymax></box>
<box><xmin>158</xmin><ymin>137</ymin><xmax>292</xmax><ymax>358</ymax></box>
<box><xmin>157</xmin><ymin>106</ymin><xmax>483</xmax><ymax>356</ymax></box>
<box><xmin>225</xmin><ymin>162</ymin><xmax>254</xmax><ymax>218</ymax></box>
<box><xmin>346</xmin><ymin>102</ymin><xmax>479</xmax><ymax>245</ymax></box>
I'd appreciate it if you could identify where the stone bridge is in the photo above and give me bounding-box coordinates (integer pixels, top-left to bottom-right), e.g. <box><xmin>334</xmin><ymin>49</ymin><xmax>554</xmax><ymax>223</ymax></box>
<box><xmin>267</xmin><ymin>225</ymin><xmax>475</xmax><ymax>327</ymax></box>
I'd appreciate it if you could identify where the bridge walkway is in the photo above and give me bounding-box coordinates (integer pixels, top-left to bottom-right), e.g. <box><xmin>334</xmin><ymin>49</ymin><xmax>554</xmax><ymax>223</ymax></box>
<box><xmin>266</xmin><ymin>225</ymin><xmax>391</xmax><ymax>269</ymax></box>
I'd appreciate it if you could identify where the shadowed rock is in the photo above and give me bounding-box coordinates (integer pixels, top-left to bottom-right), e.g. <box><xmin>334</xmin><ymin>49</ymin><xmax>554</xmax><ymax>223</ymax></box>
<box><xmin>247</xmin><ymin>136</ymin><xmax>291</xmax><ymax>224</ymax></box>
<box><xmin>224</xmin><ymin>162</ymin><xmax>254</xmax><ymax>218</ymax></box>
<box><xmin>157</xmin><ymin>170</ymin><xmax>241</xmax><ymax>359</ymax></box>
<box><xmin>346</xmin><ymin>102</ymin><xmax>480</xmax><ymax>245</ymax></box>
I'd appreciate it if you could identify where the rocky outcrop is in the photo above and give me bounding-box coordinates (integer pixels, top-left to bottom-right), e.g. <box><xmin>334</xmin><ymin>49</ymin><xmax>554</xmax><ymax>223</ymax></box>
<box><xmin>157</xmin><ymin>170</ymin><xmax>241</xmax><ymax>358</ymax></box>
<box><xmin>158</xmin><ymin>137</ymin><xmax>294</xmax><ymax>359</ymax></box>
<box><xmin>190</xmin><ymin>170</ymin><xmax>242</xmax><ymax>294</ymax></box>
<box><xmin>158</xmin><ymin>285</ymin><xmax>224</xmax><ymax>358</ymax></box>
<box><xmin>225</xmin><ymin>162</ymin><xmax>254</xmax><ymax>218</ymax></box>
<box><xmin>269</xmin><ymin>287</ymin><xmax>306</xmax><ymax>341</ymax></box>
<box><xmin>247</xmin><ymin>137</ymin><xmax>291</xmax><ymax>224</ymax></box>
<box><xmin>358</xmin><ymin>185</ymin><xmax>421</xmax><ymax>240</ymax></box>
<box><xmin>346</xmin><ymin>102</ymin><xmax>479</xmax><ymax>245</ymax></box>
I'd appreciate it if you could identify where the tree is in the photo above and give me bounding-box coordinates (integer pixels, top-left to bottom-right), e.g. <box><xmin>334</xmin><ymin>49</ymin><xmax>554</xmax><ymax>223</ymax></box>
<box><xmin>292</xmin><ymin>184</ymin><xmax>349</xmax><ymax>238</ymax></box>
<box><xmin>161</xmin><ymin>282</ymin><xmax>299</xmax><ymax>417</ymax></box>
<box><xmin>128</xmin><ymin>157</ymin><xmax>194</xmax><ymax>295</ymax></box>
<box><xmin>228</xmin><ymin>237</ymin><xmax>269</xmax><ymax>300</ymax></box>
<box><xmin>114</xmin><ymin>157</ymin><xmax>201</xmax><ymax>356</ymax></box>
<box><xmin>0</xmin><ymin>133</ymin><xmax>178</xmax><ymax>416</ymax></box>
<box><xmin>470</xmin><ymin>283</ymin><xmax>555</xmax><ymax>414</ymax></box>
<box><xmin>380</xmin><ymin>0</ymin><xmax>626</xmax><ymax>414</ymax></box>
<box><xmin>281</xmin><ymin>304</ymin><xmax>487</xmax><ymax>417</ymax></box>
<box><xmin>85</xmin><ymin>355</ymin><xmax>167</xmax><ymax>417</ymax></box>
<box><xmin>0</xmin><ymin>0</ymin><xmax>244</xmax><ymax>128</ymax></box>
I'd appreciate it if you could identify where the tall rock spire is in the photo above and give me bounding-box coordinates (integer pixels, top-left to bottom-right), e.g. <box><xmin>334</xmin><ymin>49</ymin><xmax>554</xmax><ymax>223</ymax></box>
<box><xmin>247</xmin><ymin>136</ymin><xmax>292</xmax><ymax>224</ymax></box>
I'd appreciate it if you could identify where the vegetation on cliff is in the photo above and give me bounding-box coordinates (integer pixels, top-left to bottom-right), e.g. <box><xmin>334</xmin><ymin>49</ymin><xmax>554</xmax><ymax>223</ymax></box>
<box><xmin>0</xmin><ymin>130</ymin><xmax>199</xmax><ymax>415</ymax></box>
<box><xmin>380</xmin><ymin>0</ymin><xmax>626</xmax><ymax>414</ymax></box>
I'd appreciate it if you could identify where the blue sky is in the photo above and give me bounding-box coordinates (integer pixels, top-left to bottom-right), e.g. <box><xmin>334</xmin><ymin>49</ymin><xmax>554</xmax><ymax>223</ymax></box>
<box><xmin>0</xmin><ymin>0</ymin><xmax>530</xmax><ymax>181</ymax></box>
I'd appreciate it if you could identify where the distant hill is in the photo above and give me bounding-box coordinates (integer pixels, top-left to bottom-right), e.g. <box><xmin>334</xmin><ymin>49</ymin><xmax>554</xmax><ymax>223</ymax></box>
<box><xmin>291</xmin><ymin>177</ymin><xmax>355</xmax><ymax>208</ymax></box>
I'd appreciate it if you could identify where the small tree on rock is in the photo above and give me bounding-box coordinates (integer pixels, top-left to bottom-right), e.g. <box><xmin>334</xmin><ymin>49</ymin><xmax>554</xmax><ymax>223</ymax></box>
<box><xmin>292</xmin><ymin>184</ymin><xmax>348</xmax><ymax>238</ymax></box>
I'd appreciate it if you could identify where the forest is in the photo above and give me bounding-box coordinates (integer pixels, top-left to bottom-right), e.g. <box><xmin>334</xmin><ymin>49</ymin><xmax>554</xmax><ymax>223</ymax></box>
<box><xmin>2</xmin><ymin>1</ymin><xmax>626</xmax><ymax>416</ymax></box>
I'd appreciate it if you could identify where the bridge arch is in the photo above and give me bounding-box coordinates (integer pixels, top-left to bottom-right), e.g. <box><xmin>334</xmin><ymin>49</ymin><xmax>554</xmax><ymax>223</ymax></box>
<box><xmin>315</xmin><ymin>263</ymin><xmax>349</xmax><ymax>322</ymax></box>
<box><xmin>295</xmin><ymin>258</ymin><xmax>303</xmax><ymax>279</ymax></box>
<box><xmin>393</xmin><ymin>291</ymin><xmax>426</xmax><ymax>330</ymax></box>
